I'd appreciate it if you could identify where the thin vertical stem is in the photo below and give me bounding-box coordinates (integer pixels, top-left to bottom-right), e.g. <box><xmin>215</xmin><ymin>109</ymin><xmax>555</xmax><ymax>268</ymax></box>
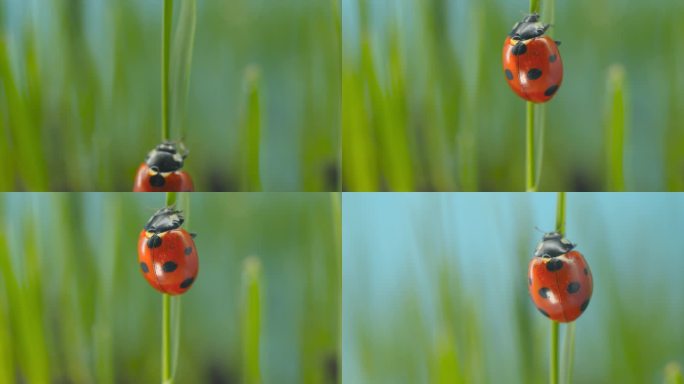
<box><xmin>550</xmin><ymin>191</ymin><xmax>566</xmax><ymax>384</ymax></box>
<box><xmin>550</xmin><ymin>321</ymin><xmax>559</xmax><ymax>384</ymax></box>
<box><xmin>530</xmin><ymin>0</ymin><xmax>541</xmax><ymax>13</ymax></box>
<box><xmin>555</xmin><ymin>192</ymin><xmax>566</xmax><ymax>235</ymax></box>
<box><xmin>161</xmin><ymin>0</ymin><xmax>173</xmax><ymax>142</ymax></box>
<box><xmin>162</xmin><ymin>191</ymin><xmax>176</xmax><ymax>384</ymax></box>
<box><xmin>526</xmin><ymin>0</ymin><xmax>542</xmax><ymax>191</ymax></box>
<box><xmin>526</xmin><ymin>102</ymin><xmax>536</xmax><ymax>191</ymax></box>
<box><xmin>562</xmin><ymin>322</ymin><xmax>576</xmax><ymax>384</ymax></box>
<box><xmin>166</xmin><ymin>192</ymin><xmax>177</xmax><ymax>207</ymax></box>
<box><xmin>162</xmin><ymin>293</ymin><xmax>171</xmax><ymax>384</ymax></box>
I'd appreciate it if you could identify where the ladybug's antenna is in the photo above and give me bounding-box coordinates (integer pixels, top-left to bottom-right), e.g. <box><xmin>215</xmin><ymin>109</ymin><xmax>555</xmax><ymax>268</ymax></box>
<box><xmin>533</xmin><ymin>226</ymin><xmax>547</xmax><ymax>234</ymax></box>
<box><xmin>177</xmin><ymin>140</ymin><xmax>190</xmax><ymax>158</ymax></box>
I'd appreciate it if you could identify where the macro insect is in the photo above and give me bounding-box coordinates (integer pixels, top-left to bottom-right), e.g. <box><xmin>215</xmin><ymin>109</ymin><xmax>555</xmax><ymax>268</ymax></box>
<box><xmin>138</xmin><ymin>207</ymin><xmax>198</xmax><ymax>295</ymax></box>
<box><xmin>133</xmin><ymin>142</ymin><xmax>194</xmax><ymax>192</ymax></box>
<box><xmin>502</xmin><ymin>13</ymin><xmax>563</xmax><ymax>103</ymax></box>
<box><xmin>528</xmin><ymin>232</ymin><xmax>593</xmax><ymax>322</ymax></box>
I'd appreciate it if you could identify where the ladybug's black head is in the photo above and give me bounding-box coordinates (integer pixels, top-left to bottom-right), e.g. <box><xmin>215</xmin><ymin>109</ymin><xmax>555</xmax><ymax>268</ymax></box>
<box><xmin>510</xmin><ymin>13</ymin><xmax>549</xmax><ymax>40</ymax></box>
<box><xmin>144</xmin><ymin>142</ymin><xmax>188</xmax><ymax>173</ymax></box>
<box><xmin>534</xmin><ymin>231</ymin><xmax>575</xmax><ymax>258</ymax></box>
<box><xmin>144</xmin><ymin>207</ymin><xmax>184</xmax><ymax>233</ymax></box>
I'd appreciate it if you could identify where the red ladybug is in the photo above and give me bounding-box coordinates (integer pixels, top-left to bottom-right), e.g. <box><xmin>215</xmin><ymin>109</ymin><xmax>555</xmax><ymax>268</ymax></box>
<box><xmin>133</xmin><ymin>142</ymin><xmax>194</xmax><ymax>192</ymax></box>
<box><xmin>528</xmin><ymin>232</ymin><xmax>593</xmax><ymax>322</ymax></box>
<box><xmin>502</xmin><ymin>13</ymin><xmax>563</xmax><ymax>103</ymax></box>
<box><xmin>138</xmin><ymin>207</ymin><xmax>198</xmax><ymax>295</ymax></box>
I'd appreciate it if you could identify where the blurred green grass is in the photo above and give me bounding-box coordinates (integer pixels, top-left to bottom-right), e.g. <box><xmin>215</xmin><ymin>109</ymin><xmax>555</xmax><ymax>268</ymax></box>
<box><xmin>0</xmin><ymin>192</ymin><xmax>340</xmax><ymax>383</ymax></box>
<box><xmin>0</xmin><ymin>0</ymin><xmax>339</xmax><ymax>191</ymax></box>
<box><xmin>342</xmin><ymin>0</ymin><xmax>684</xmax><ymax>191</ymax></box>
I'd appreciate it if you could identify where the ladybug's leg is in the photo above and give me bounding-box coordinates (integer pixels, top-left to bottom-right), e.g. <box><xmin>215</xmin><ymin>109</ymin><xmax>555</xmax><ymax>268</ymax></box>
<box><xmin>147</xmin><ymin>233</ymin><xmax>163</xmax><ymax>248</ymax></box>
<box><xmin>555</xmin><ymin>40</ymin><xmax>562</xmax><ymax>46</ymax></box>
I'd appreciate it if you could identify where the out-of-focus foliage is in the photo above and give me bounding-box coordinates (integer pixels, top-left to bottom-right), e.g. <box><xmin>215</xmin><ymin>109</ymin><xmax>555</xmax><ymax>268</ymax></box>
<box><xmin>342</xmin><ymin>0</ymin><xmax>684</xmax><ymax>191</ymax></box>
<box><xmin>343</xmin><ymin>192</ymin><xmax>684</xmax><ymax>383</ymax></box>
<box><xmin>0</xmin><ymin>192</ymin><xmax>340</xmax><ymax>383</ymax></box>
<box><xmin>0</xmin><ymin>0</ymin><xmax>339</xmax><ymax>191</ymax></box>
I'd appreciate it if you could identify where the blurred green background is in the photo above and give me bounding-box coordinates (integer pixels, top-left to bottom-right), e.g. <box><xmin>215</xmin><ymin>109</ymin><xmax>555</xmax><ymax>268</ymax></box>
<box><xmin>343</xmin><ymin>192</ymin><xmax>684</xmax><ymax>383</ymax></box>
<box><xmin>0</xmin><ymin>192</ymin><xmax>340</xmax><ymax>383</ymax></box>
<box><xmin>342</xmin><ymin>0</ymin><xmax>684</xmax><ymax>191</ymax></box>
<box><xmin>0</xmin><ymin>0</ymin><xmax>340</xmax><ymax>191</ymax></box>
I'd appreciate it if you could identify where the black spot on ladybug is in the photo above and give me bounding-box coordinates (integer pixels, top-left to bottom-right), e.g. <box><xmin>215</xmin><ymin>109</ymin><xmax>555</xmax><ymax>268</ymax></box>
<box><xmin>505</xmin><ymin>69</ymin><xmax>514</xmax><ymax>80</ymax></box>
<box><xmin>580</xmin><ymin>299</ymin><xmax>590</xmax><ymax>312</ymax></box>
<box><xmin>537</xmin><ymin>308</ymin><xmax>550</xmax><ymax>318</ymax></box>
<box><xmin>546</xmin><ymin>259</ymin><xmax>563</xmax><ymax>272</ymax></box>
<box><xmin>512</xmin><ymin>42</ymin><xmax>527</xmax><ymax>56</ymax></box>
<box><xmin>147</xmin><ymin>235</ymin><xmax>162</xmax><ymax>248</ymax></box>
<box><xmin>162</xmin><ymin>261</ymin><xmax>178</xmax><ymax>273</ymax></box>
<box><xmin>538</xmin><ymin>287</ymin><xmax>550</xmax><ymax>299</ymax></box>
<box><xmin>184</xmin><ymin>246</ymin><xmax>193</xmax><ymax>255</ymax></box>
<box><xmin>584</xmin><ymin>268</ymin><xmax>588</xmax><ymax>275</ymax></box>
<box><xmin>140</xmin><ymin>262</ymin><xmax>149</xmax><ymax>273</ymax></box>
<box><xmin>527</xmin><ymin>68</ymin><xmax>542</xmax><ymax>80</ymax></box>
<box><xmin>149</xmin><ymin>174</ymin><xmax>165</xmax><ymax>187</ymax></box>
<box><xmin>549</xmin><ymin>54</ymin><xmax>557</xmax><ymax>63</ymax></box>
<box><xmin>567</xmin><ymin>282</ymin><xmax>580</xmax><ymax>294</ymax></box>
<box><xmin>544</xmin><ymin>85</ymin><xmax>559</xmax><ymax>97</ymax></box>
<box><xmin>180</xmin><ymin>277</ymin><xmax>194</xmax><ymax>289</ymax></box>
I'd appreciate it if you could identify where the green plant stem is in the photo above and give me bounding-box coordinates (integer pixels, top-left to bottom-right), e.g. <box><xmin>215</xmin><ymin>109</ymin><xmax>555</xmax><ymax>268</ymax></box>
<box><xmin>550</xmin><ymin>321</ymin><xmax>559</xmax><ymax>384</ymax></box>
<box><xmin>526</xmin><ymin>102</ymin><xmax>536</xmax><ymax>191</ymax></box>
<box><xmin>530</xmin><ymin>0</ymin><xmax>541</xmax><ymax>13</ymax></box>
<box><xmin>162</xmin><ymin>293</ymin><xmax>171</xmax><ymax>384</ymax></box>
<box><xmin>242</xmin><ymin>257</ymin><xmax>262</xmax><ymax>384</ymax></box>
<box><xmin>162</xmin><ymin>191</ymin><xmax>177</xmax><ymax>384</ymax></box>
<box><xmin>562</xmin><ymin>322</ymin><xmax>576</xmax><ymax>384</ymax></box>
<box><xmin>555</xmin><ymin>192</ymin><xmax>566</xmax><ymax>235</ymax></box>
<box><xmin>550</xmin><ymin>191</ymin><xmax>566</xmax><ymax>384</ymax></box>
<box><xmin>606</xmin><ymin>65</ymin><xmax>626</xmax><ymax>191</ymax></box>
<box><xmin>166</xmin><ymin>192</ymin><xmax>177</xmax><ymax>207</ymax></box>
<box><xmin>161</xmin><ymin>0</ymin><xmax>173</xmax><ymax>142</ymax></box>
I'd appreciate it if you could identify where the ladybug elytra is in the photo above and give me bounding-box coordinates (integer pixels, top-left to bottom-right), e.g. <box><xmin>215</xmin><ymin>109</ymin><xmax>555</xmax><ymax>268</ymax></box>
<box><xmin>502</xmin><ymin>13</ymin><xmax>563</xmax><ymax>103</ymax></box>
<box><xmin>138</xmin><ymin>207</ymin><xmax>199</xmax><ymax>295</ymax></box>
<box><xmin>528</xmin><ymin>232</ymin><xmax>593</xmax><ymax>322</ymax></box>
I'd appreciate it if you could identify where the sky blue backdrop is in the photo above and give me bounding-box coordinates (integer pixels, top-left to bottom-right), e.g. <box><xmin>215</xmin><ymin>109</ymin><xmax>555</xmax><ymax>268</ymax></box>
<box><xmin>343</xmin><ymin>192</ymin><xmax>684</xmax><ymax>382</ymax></box>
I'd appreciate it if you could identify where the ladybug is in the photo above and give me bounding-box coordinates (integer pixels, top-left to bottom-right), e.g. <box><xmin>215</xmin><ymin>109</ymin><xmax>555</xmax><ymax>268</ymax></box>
<box><xmin>133</xmin><ymin>142</ymin><xmax>194</xmax><ymax>192</ymax></box>
<box><xmin>138</xmin><ymin>207</ymin><xmax>198</xmax><ymax>295</ymax></box>
<box><xmin>502</xmin><ymin>13</ymin><xmax>563</xmax><ymax>103</ymax></box>
<box><xmin>528</xmin><ymin>232</ymin><xmax>593</xmax><ymax>322</ymax></box>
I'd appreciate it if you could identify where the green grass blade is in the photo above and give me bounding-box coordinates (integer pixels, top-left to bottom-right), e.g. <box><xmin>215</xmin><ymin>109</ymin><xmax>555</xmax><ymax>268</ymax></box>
<box><xmin>242</xmin><ymin>256</ymin><xmax>263</xmax><ymax>384</ymax></box>
<box><xmin>0</xmin><ymin>38</ymin><xmax>47</xmax><ymax>190</ymax></box>
<box><xmin>170</xmin><ymin>0</ymin><xmax>197</xmax><ymax>140</ymax></box>
<box><xmin>240</xmin><ymin>67</ymin><xmax>263</xmax><ymax>191</ymax></box>
<box><xmin>162</xmin><ymin>0</ymin><xmax>173</xmax><ymax>141</ymax></box>
<box><xmin>0</xmin><ymin>230</ymin><xmax>15</xmax><ymax>383</ymax></box>
<box><xmin>0</xmin><ymin>98</ymin><xmax>13</xmax><ymax>190</ymax></box>
<box><xmin>550</xmin><ymin>321</ymin><xmax>559</xmax><ymax>384</ymax></box>
<box><xmin>170</xmin><ymin>192</ymin><xmax>189</xmax><ymax>381</ymax></box>
<box><xmin>525</xmin><ymin>102</ymin><xmax>536</xmax><ymax>191</ymax></box>
<box><xmin>93</xmin><ymin>196</ymin><xmax>120</xmax><ymax>384</ymax></box>
<box><xmin>561</xmin><ymin>322</ymin><xmax>576</xmax><ymax>384</ymax></box>
<box><xmin>19</xmin><ymin>210</ymin><xmax>50</xmax><ymax>382</ymax></box>
<box><xmin>341</xmin><ymin>63</ymin><xmax>379</xmax><ymax>191</ymax></box>
<box><xmin>605</xmin><ymin>65</ymin><xmax>626</xmax><ymax>191</ymax></box>
<box><xmin>162</xmin><ymin>293</ymin><xmax>172</xmax><ymax>384</ymax></box>
<box><xmin>665</xmin><ymin>362</ymin><xmax>684</xmax><ymax>384</ymax></box>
